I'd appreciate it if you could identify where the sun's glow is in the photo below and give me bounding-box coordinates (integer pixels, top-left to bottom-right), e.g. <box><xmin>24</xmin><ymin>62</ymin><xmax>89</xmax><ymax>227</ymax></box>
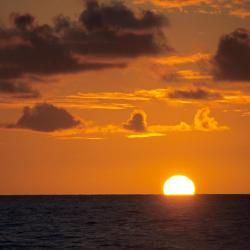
<box><xmin>163</xmin><ymin>175</ymin><xmax>195</xmax><ymax>196</ymax></box>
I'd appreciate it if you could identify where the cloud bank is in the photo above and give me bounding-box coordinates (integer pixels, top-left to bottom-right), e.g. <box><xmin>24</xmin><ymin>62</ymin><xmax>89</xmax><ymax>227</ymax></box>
<box><xmin>0</xmin><ymin>0</ymin><xmax>171</xmax><ymax>97</ymax></box>
<box><xmin>0</xmin><ymin>1</ymin><xmax>170</xmax><ymax>79</ymax></box>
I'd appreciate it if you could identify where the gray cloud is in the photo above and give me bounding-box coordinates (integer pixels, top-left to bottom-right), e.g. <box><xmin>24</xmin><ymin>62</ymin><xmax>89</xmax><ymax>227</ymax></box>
<box><xmin>0</xmin><ymin>13</ymin><xmax>124</xmax><ymax>80</ymax></box>
<box><xmin>123</xmin><ymin>110</ymin><xmax>147</xmax><ymax>132</ymax></box>
<box><xmin>12</xmin><ymin>13</ymin><xmax>35</xmax><ymax>31</ymax></box>
<box><xmin>0</xmin><ymin>81</ymin><xmax>39</xmax><ymax>98</ymax></box>
<box><xmin>80</xmin><ymin>0</ymin><xmax>167</xmax><ymax>31</ymax></box>
<box><xmin>168</xmin><ymin>88</ymin><xmax>222</xmax><ymax>100</ymax></box>
<box><xmin>9</xmin><ymin>103</ymin><xmax>81</xmax><ymax>132</ymax></box>
<box><xmin>0</xmin><ymin>1</ymin><xmax>170</xmax><ymax>82</ymax></box>
<box><xmin>213</xmin><ymin>28</ymin><xmax>250</xmax><ymax>81</ymax></box>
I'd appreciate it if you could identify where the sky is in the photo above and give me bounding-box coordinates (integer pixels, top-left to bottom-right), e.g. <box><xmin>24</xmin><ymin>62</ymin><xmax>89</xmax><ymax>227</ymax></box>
<box><xmin>0</xmin><ymin>0</ymin><xmax>250</xmax><ymax>194</ymax></box>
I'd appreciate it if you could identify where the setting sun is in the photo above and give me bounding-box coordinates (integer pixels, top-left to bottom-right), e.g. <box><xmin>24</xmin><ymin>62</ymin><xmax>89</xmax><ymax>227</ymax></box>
<box><xmin>163</xmin><ymin>175</ymin><xmax>195</xmax><ymax>196</ymax></box>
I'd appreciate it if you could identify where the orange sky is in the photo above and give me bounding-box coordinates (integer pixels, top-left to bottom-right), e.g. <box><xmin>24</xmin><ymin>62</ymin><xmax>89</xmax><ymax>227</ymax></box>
<box><xmin>1</xmin><ymin>0</ymin><xmax>250</xmax><ymax>194</ymax></box>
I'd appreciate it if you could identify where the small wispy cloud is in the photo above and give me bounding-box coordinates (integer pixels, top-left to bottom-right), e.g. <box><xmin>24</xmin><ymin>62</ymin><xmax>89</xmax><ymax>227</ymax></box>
<box><xmin>138</xmin><ymin>0</ymin><xmax>250</xmax><ymax>18</ymax></box>
<box><xmin>174</xmin><ymin>70</ymin><xmax>212</xmax><ymax>80</ymax></box>
<box><xmin>156</xmin><ymin>53</ymin><xmax>211</xmax><ymax>66</ymax></box>
<box><xmin>193</xmin><ymin>107</ymin><xmax>228</xmax><ymax>131</ymax></box>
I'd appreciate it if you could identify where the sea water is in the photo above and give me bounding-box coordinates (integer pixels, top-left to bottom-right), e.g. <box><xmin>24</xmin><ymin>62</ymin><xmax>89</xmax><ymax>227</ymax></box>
<box><xmin>0</xmin><ymin>195</ymin><xmax>249</xmax><ymax>249</ymax></box>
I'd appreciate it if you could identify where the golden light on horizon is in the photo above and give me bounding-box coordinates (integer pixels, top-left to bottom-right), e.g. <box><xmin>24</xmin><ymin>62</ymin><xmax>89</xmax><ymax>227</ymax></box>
<box><xmin>163</xmin><ymin>175</ymin><xmax>195</xmax><ymax>196</ymax></box>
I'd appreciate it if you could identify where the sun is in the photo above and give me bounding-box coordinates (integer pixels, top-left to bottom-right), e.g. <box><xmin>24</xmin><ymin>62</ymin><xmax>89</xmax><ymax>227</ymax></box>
<box><xmin>163</xmin><ymin>175</ymin><xmax>195</xmax><ymax>196</ymax></box>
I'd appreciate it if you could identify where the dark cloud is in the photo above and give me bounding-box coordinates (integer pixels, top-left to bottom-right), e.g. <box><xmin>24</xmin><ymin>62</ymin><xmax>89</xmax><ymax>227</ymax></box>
<box><xmin>80</xmin><ymin>0</ymin><xmax>167</xmax><ymax>31</ymax></box>
<box><xmin>168</xmin><ymin>88</ymin><xmax>222</xmax><ymax>100</ymax></box>
<box><xmin>0</xmin><ymin>1</ymin><xmax>170</xmax><ymax>82</ymax></box>
<box><xmin>0</xmin><ymin>81</ymin><xmax>39</xmax><ymax>98</ymax></box>
<box><xmin>9</xmin><ymin>103</ymin><xmax>80</xmax><ymax>132</ymax></box>
<box><xmin>12</xmin><ymin>13</ymin><xmax>35</xmax><ymax>31</ymax></box>
<box><xmin>213</xmin><ymin>28</ymin><xmax>250</xmax><ymax>81</ymax></box>
<box><xmin>123</xmin><ymin>110</ymin><xmax>147</xmax><ymax>132</ymax></box>
<box><xmin>0</xmin><ymin>14</ymin><xmax>124</xmax><ymax>80</ymax></box>
<box><xmin>57</xmin><ymin>0</ymin><xmax>171</xmax><ymax>58</ymax></box>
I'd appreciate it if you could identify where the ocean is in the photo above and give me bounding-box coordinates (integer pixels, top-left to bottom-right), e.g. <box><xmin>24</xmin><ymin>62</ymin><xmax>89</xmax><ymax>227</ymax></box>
<box><xmin>0</xmin><ymin>195</ymin><xmax>249</xmax><ymax>249</ymax></box>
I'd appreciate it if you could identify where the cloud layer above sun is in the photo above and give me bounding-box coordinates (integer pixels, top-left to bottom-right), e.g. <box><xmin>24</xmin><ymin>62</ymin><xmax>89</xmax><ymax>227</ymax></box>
<box><xmin>0</xmin><ymin>0</ymin><xmax>250</xmax><ymax>141</ymax></box>
<box><xmin>5</xmin><ymin>102</ymin><xmax>228</xmax><ymax>140</ymax></box>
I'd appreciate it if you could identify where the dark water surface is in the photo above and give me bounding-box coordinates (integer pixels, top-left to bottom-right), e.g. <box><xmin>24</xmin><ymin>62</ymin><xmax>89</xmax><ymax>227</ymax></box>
<box><xmin>0</xmin><ymin>195</ymin><xmax>250</xmax><ymax>249</ymax></box>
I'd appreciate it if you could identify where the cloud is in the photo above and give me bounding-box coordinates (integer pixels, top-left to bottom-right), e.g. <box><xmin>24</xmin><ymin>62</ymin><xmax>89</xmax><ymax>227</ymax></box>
<box><xmin>140</xmin><ymin>0</ymin><xmax>211</xmax><ymax>8</ymax></box>
<box><xmin>126</xmin><ymin>132</ymin><xmax>165</xmax><ymax>138</ymax></box>
<box><xmin>230</xmin><ymin>9</ymin><xmax>250</xmax><ymax>18</ymax></box>
<box><xmin>0</xmin><ymin>81</ymin><xmax>39</xmax><ymax>98</ymax></box>
<box><xmin>13</xmin><ymin>13</ymin><xmax>35</xmax><ymax>30</ymax></box>
<box><xmin>0</xmin><ymin>1</ymin><xmax>170</xmax><ymax>82</ymax></box>
<box><xmin>122</xmin><ymin>107</ymin><xmax>226</xmax><ymax>137</ymax></box>
<box><xmin>213</xmin><ymin>28</ymin><xmax>250</xmax><ymax>81</ymax></box>
<box><xmin>52</xmin><ymin>109</ymin><xmax>170</xmax><ymax>139</ymax></box>
<box><xmin>148</xmin><ymin>122</ymin><xmax>191</xmax><ymax>133</ymax></box>
<box><xmin>50</xmin><ymin>87</ymin><xmax>232</xmax><ymax>111</ymax></box>
<box><xmin>140</xmin><ymin>0</ymin><xmax>250</xmax><ymax>18</ymax></box>
<box><xmin>0</xmin><ymin>13</ymin><xmax>124</xmax><ymax>80</ymax></box>
<box><xmin>168</xmin><ymin>88</ymin><xmax>222</xmax><ymax>100</ymax></box>
<box><xmin>123</xmin><ymin>110</ymin><xmax>147</xmax><ymax>132</ymax></box>
<box><xmin>8</xmin><ymin>106</ymin><xmax>227</xmax><ymax>138</ymax></box>
<box><xmin>156</xmin><ymin>53</ymin><xmax>211</xmax><ymax>65</ymax></box>
<box><xmin>162</xmin><ymin>70</ymin><xmax>212</xmax><ymax>82</ymax></box>
<box><xmin>176</xmin><ymin>70</ymin><xmax>212</xmax><ymax>80</ymax></box>
<box><xmin>9</xmin><ymin>103</ymin><xmax>81</xmax><ymax>132</ymax></box>
<box><xmin>123</xmin><ymin>108</ymin><xmax>227</xmax><ymax>136</ymax></box>
<box><xmin>194</xmin><ymin>107</ymin><xmax>228</xmax><ymax>131</ymax></box>
<box><xmin>73</xmin><ymin>0</ymin><xmax>171</xmax><ymax>58</ymax></box>
<box><xmin>80</xmin><ymin>0</ymin><xmax>168</xmax><ymax>31</ymax></box>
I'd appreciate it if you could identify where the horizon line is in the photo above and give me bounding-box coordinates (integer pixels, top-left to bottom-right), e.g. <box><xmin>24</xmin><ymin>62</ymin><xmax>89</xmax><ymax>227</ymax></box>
<box><xmin>0</xmin><ymin>193</ymin><xmax>250</xmax><ymax>196</ymax></box>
